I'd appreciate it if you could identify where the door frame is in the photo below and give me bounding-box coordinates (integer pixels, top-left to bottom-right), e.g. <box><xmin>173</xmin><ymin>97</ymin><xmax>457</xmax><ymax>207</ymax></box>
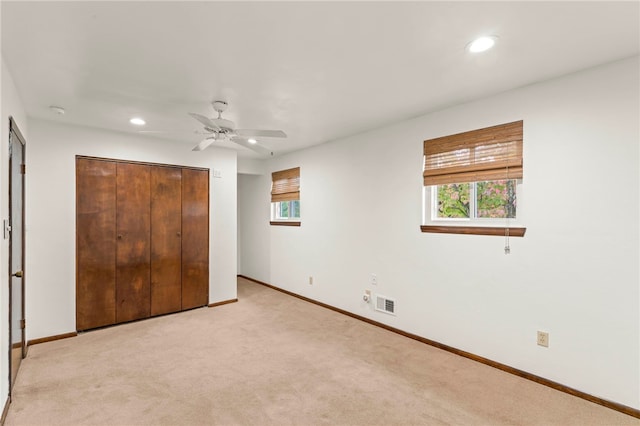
<box><xmin>8</xmin><ymin>117</ymin><xmax>26</xmax><ymax>396</ymax></box>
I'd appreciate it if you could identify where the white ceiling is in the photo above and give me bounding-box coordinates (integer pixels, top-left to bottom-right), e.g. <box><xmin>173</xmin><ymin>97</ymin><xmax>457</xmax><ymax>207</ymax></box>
<box><xmin>2</xmin><ymin>1</ymin><xmax>639</xmax><ymax>158</ymax></box>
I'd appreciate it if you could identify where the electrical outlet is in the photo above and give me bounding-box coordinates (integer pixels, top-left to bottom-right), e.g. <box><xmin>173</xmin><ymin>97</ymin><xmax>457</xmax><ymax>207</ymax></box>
<box><xmin>371</xmin><ymin>273</ymin><xmax>377</xmax><ymax>285</ymax></box>
<box><xmin>537</xmin><ymin>331</ymin><xmax>549</xmax><ymax>347</ymax></box>
<box><xmin>309</xmin><ymin>276</ymin><xmax>313</xmax><ymax>285</ymax></box>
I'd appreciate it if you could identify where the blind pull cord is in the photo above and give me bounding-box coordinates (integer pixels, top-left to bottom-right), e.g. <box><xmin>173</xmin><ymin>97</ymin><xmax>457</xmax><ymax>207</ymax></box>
<box><xmin>504</xmin><ymin>165</ymin><xmax>511</xmax><ymax>255</ymax></box>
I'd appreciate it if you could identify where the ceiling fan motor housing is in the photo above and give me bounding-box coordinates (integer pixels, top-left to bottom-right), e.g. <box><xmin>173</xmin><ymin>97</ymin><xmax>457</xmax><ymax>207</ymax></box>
<box><xmin>210</xmin><ymin>101</ymin><xmax>234</xmax><ymax>131</ymax></box>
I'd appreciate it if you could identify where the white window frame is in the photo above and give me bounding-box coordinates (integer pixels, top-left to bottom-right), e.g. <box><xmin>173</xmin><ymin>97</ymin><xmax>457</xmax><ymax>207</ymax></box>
<box><xmin>422</xmin><ymin>179</ymin><xmax>524</xmax><ymax>228</ymax></box>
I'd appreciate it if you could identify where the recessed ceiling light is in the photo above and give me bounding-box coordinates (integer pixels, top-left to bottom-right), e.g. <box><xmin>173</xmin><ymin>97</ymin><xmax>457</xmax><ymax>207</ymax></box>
<box><xmin>467</xmin><ymin>36</ymin><xmax>498</xmax><ymax>53</ymax></box>
<box><xmin>129</xmin><ymin>117</ymin><xmax>146</xmax><ymax>126</ymax></box>
<box><xmin>247</xmin><ymin>138</ymin><xmax>257</xmax><ymax>144</ymax></box>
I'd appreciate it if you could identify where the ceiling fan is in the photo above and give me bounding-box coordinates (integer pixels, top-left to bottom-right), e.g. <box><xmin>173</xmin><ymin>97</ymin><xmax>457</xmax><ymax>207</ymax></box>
<box><xmin>188</xmin><ymin>101</ymin><xmax>286</xmax><ymax>156</ymax></box>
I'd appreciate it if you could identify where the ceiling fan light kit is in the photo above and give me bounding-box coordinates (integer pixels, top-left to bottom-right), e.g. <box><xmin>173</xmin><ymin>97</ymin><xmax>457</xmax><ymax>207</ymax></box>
<box><xmin>188</xmin><ymin>100</ymin><xmax>286</xmax><ymax>156</ymax></box>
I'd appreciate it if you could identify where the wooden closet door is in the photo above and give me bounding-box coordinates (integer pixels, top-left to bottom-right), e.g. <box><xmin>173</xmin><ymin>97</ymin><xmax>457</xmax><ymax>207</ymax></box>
<box><xmin>150</xmin><ymin>166</ymin><xmax>182</xmax><ymax>316</ymax></box>
<box><xmin>116</xmin><ymin>163</ymin><xmax>151</xmax><ymax>323</ymax></box>
<box><xmin>181</xmin><ymin>169</ymin><xmax>209</xmax><ymax>309</ymax></box>
<box><xmin>76</xmin><ymin>158</ymin><xmax>117</xmax><ymax>331</ymax></box>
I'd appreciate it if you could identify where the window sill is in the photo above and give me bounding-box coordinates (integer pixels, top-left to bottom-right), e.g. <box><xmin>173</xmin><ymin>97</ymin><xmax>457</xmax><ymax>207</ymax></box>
<box><xmin>420</xmin><ymin>225</ymin><xmax>526</xmax><ymax>237</ymax></box>
<box><xmin>270</xmin><ymin>221</ymin><xmax>301</xmax><ymax>227</ymax></box>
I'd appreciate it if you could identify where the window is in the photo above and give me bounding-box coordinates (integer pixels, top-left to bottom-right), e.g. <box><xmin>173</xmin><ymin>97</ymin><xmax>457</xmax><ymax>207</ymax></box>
<box><xmin>433</xmin><ymin>180</ymin><xmax>517</xmax><ymax>220</ymax></box>
<box><xmin>273</xmin><ymin>200</ymin><xmax>300</xmax><ymax>220</ymax></box>
<box><xmin>270</xmin><ymin>167</ymin><xmax>301</xmax><ymax>226</ymax></box>
<box><xmin>421</xmin><ymin>121</ymin><xmax>526</xmax><ymax>237</ymax></box>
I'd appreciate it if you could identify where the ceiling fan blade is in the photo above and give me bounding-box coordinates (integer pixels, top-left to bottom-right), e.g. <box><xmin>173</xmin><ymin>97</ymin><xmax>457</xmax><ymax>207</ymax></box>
<box><xmin>188</xmin><ymin>113</ymin><xmax>220</xmax><ymax>130</ymax></box>
<box><xmin>231</xmin><ymin>137</ymin><xmax>274</xmax><ymax>156</ymax></box>
<box><xmin>138</xmin><ymin>130</ymin><xmax>197</xmax><ymax>135</ymax></box>
<box><xmin>234</xmin><ymin>129</ymin><xmax>287</xmax><ymax>138</ymax></box>
<box><xmin>192</xmin><ymin>138</ymin><xmax>216</xmax><ymax>152</ymax></box>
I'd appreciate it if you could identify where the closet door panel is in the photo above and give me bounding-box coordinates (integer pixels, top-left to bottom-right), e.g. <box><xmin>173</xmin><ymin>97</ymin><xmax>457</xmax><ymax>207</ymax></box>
<box><xmin>181</xmin><ymin>169</ymin><xmax>209</xmax><ymax>309</ymax></box>
<box><xmin>116</xmin><ymin>163</ymin><xmax>151</xmax><ymax>323</ymax></box>
<box><xmin>150</xmin><ymin>166</ymin><xmax>182</xmax><ymax>316</ymax></box>
<box><xmin>76</xmin><ymin>158</ymin><xmax>117</xmax><ymax>331</ymax></box>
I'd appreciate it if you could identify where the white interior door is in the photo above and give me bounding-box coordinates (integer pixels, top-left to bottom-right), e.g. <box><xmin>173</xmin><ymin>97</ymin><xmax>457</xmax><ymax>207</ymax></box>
<box><xmin>8</xmin><ymin>118</ymin><xmax>26</xmax><ymax>393</ymax></box>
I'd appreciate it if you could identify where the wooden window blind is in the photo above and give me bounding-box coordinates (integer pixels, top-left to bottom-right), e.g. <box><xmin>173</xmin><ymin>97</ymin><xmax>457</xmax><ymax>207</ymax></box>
<box><xmin>423</xmin><ymin>120</ymin><xmax>523</xmax><ymax>186</ymax></box>
<box><xmin>271</xmin><ymin>167</ymin><xmax>300</xmax><ymax>202</ymax></box>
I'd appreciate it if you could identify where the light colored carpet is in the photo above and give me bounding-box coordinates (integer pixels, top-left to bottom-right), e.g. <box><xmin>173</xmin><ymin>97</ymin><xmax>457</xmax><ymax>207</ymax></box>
<box><xmin>5</xmin><ymin>277</ymin><xmax>638</xmax><ymax>426</ymax></box>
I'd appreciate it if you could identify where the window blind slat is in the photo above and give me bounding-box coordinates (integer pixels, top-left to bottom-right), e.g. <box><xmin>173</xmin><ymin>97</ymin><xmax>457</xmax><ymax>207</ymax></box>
<box><xmin>424</xmin><ymin>121</ymin><xmax>523</xmax><ymax>153</ymax></box>
<box><xmin>423</xmin><ymin>121</ymin><xmax>523</xmax><ymax>186</ymax></box>
<box><xmin>272</xmin><ymin>191</ymin><xmax>300</xmax><ymax>202</ymax></box>
<box><xmin>423</xmin><ymin>159</ymin><xmax>523</xmax><ymax>178</ymax></box>
<box><xmin>424</xmin><ymin>167</ymin><xmax>523</xmax><ymax>186</ymax></box>
<box><xmin>272</xmin><ymin>168</ymin><xmax>300</xmax><ymax>181</ymax></box>
<box><xmin>271</xmin><ymin>167</ymin><xmax>300</xmax><ymax>202</ymax></box>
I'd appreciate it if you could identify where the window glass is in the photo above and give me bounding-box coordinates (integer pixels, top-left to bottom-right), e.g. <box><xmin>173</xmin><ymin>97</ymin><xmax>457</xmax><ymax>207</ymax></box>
<box><xmin>476</xmin><ymin>180</ymin><xmax>516</xmax><ymax>219</ymax></box>
<box><xmin>433</xmin><ymin>179</ymin><xmax>518</xmax><ymax>221</ymax></box>
<box><xmin>273</xmin><ymin>200</ymin><xmax>300</xmax><ymax>220</ymax></box>
<box><xmin>437</xmin><ymin>183</ymin><xmax>470</xmax><ymax>218</ymax></box>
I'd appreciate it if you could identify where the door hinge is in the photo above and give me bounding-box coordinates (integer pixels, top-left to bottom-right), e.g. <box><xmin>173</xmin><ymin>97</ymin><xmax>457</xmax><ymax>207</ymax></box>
<box><xmin>20</xmin><ymin>319</ymin><xmax>25</xmax><ymax>329</ymax></box>
<box><xmin>20</xmin><ymin>164</ymin><xmax>26</xmax><ymax>174</ymax></box>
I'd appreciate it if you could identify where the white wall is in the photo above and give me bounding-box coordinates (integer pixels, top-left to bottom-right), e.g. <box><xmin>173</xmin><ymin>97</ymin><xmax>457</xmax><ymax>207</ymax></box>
<box><xmin>1</xmin><ymin>57</ymin><xmax>29</xmax><ymax>406</ymax></box>
<box><xmin>238</xmin><ymin>173</ymin><xmax>271</xmax><ymax>282</ymax></box>
<box><xmin>238</xmin><ymin>56</ymin><xmax>640</xmax><ymax>409</ymax></box>
<box><xmin>238</xmin><ymin>157</ymin><xmax>266</xmax><ymax>176</ymax></box>
<box><xmin>237</xmin><ymin>158</ymin><xmax>267</xmax><ymax>275</ymax></box>
<box><xmin>25</xmin><ymin>119</ymin><xmax>238</xmax><ymax>341</ymax></box>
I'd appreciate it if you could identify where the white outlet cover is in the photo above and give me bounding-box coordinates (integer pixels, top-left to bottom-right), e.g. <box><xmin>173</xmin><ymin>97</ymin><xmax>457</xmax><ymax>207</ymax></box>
<box><xmin>537</xmin><ymin>331</ymin><xmax>549</xmax><ymax>347</ymax></box>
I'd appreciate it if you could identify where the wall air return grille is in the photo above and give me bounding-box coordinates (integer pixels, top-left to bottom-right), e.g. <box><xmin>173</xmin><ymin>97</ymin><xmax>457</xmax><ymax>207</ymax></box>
<box><xmin>375</xmin><ymin>295</ymin><xmax>396</xmax><ymax>315</ymax></box>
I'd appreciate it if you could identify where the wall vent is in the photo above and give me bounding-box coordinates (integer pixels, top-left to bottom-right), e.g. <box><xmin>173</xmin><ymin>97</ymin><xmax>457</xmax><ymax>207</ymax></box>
<box><xmin>375</xmin><ymin>295</ymin><xmax>396</xmax><ymax>315</ymax></box>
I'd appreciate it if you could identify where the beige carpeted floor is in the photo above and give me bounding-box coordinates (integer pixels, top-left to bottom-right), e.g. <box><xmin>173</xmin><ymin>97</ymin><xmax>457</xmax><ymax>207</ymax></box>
<box><xmin>5</xmin><ymin>277</ymin><xmax>638</xmax><ymax>426</ymax></box>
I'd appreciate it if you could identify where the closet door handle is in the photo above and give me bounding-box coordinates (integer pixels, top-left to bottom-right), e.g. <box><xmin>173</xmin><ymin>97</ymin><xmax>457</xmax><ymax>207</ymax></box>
<box><xmin>176</xmin><ymin>232</ymin><xmax>181</xmax><ymax>237</ymax></box>
<box><xmin>117</xmin><ymin>234</ymin><xmax>123</xmax><ymax>240</ymax></box>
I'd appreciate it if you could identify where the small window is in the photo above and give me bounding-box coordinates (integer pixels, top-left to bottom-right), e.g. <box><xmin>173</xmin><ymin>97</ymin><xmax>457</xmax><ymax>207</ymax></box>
<box><xmin>273</xmin><ymin>200</ymin><xmax>300</xmax><ymax>220</ymax></box>
<box><xmin>421</xmin><ymin>121</ymin><xmax>526</xmax><ymax>237</ymax></box>
<box><xmin>270</xmin><ymin>167</ymin><xmax>301</xmax><ymax>226</ymax></box>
